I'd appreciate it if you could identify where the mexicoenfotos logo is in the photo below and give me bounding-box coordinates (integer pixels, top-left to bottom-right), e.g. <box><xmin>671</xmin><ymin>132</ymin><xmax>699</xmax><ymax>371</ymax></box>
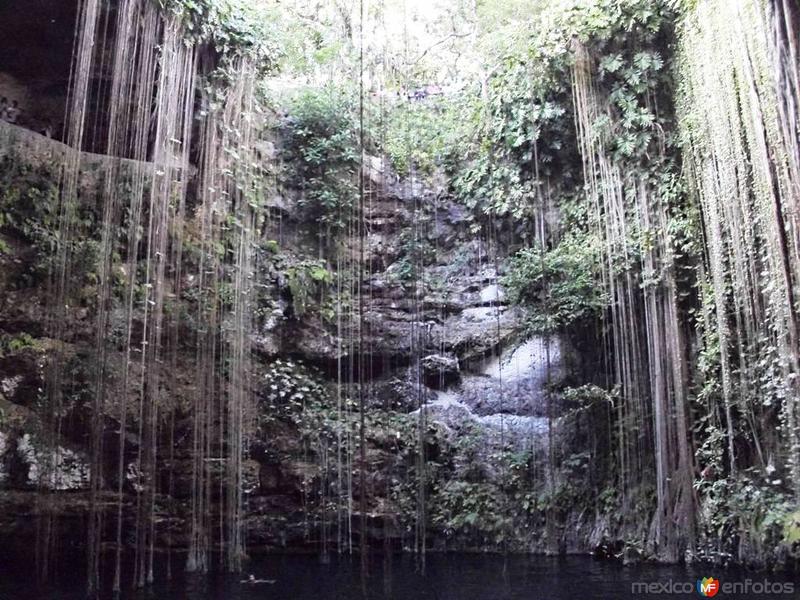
<box><xmin>631</xmin><ymin>577</ymin><xmax>795</xmax><ymax>596</ymax></box>
<box><xmin>697</xmin><ymin>577</ymin><xmax>719</xmax><ymax>597</ymax></box>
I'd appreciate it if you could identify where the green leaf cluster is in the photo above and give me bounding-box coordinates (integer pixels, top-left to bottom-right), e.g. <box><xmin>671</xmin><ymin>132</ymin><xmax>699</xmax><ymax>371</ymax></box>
<box><xmin>282</xmin><ymin>86</ymin><xmax>362</xmax><ymax>237</ymax></box>
<box><xmin>285</xmin><ymin>259</ymin><xmax>333</xmax><ymax>319</ymax></box>
<box><xmin>159</xmin><ymin>0</ymin><xmax>280</xmax><ymax>73</ymax></box>
<box><xmin>503</xmin><ymin>233</ymin><xmax>607</xmax><ymax>332</ymax></box>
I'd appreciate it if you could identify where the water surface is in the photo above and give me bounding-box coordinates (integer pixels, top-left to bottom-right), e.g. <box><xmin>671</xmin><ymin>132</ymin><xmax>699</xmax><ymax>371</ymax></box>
<box><xmin>1</xmin><ymin>553</ymin><xmax>797</xmax><ymax>600</ymax></box>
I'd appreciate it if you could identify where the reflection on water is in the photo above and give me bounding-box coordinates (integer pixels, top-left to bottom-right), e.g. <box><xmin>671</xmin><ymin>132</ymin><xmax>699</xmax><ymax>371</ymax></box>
<box><xmin>1</xmin><ymin>552</ymin><xmax>796</xmax><ymax>600</ymax></box>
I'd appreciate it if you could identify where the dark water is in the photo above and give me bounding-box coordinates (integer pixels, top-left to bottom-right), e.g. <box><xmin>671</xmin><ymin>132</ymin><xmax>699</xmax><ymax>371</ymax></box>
<box><xmin>1</xmin><ymin>553</ymin><xmax>798</xmax><ymax>600</ymax></box>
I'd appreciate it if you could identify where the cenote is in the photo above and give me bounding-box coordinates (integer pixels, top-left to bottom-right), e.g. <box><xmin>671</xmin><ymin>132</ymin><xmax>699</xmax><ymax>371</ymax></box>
<box><xmin>3</xmin><ymin>553</ymin><xmax>799</xmax><ymax>600</ymax></box>
<box><xmin>0</xmin><ymin>0</ymin><xmax>799</xmax><ymax>597</ymax></box>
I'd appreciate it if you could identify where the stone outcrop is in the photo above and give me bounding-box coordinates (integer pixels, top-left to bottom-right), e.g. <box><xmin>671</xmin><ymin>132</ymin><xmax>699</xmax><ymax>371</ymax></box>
<box><xmin>0</xmin><ymin>127</ymin><xmax>574</xmax><ymax>557</ymax></box>
<box><xmin>420</xmin><ymin>354</ymin><xmax>460</xmax><ymax>389</ymax></box>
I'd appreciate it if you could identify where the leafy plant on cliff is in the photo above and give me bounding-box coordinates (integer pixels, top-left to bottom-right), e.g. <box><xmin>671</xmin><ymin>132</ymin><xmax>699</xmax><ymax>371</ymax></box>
<box><xmin>259</xmin><ymin>359</ymin><xmax>328</xmax><ymax>424</ymax></box>
<box><xmin>285</xmin><ymin>259</ymin><xmax>333</xmax><ymax>319</ymax></box>
<box><xmin>385</xmin><ymin>96</ymin><xmax>466</xmax><ymax>176</ymax></box>
<box><xmin>503</xmin><ymin>233</ymin><xmax>606</xmax><ymax>332</ymax></box>
<box><xmin>0</xmin><ymin>157</ymin><xmax>100</xmax><ymax>289</ymax></box>
<box><xmin>431</xmin><ymin>480</ymin><xmax>509</xmax><ymax>546</ymax></box>
<box><xmin>159</xmin><ymin>0</ymin><xmax>280</xmax><ymax>72</ymax></box>
<box><xmin>282</xmin><ymin>87</ymin><xmax>361</xmax><ymax>238</ymax></box>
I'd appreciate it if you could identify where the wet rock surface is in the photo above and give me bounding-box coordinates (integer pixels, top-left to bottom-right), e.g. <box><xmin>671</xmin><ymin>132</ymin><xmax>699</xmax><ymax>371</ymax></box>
<box><xmin>415</xmin><ymin>335</ymin><xmax>566</xmax><ymax>459</ymax></box>
<box><xmin>421</xmin><ymin>354</ymin><xmax>460</xmax><ymax>388</ymax></box>
<box><xmin>0</xmin><ymin>136</ymin><xmax>577</xmax><ymax>556</ymax></box>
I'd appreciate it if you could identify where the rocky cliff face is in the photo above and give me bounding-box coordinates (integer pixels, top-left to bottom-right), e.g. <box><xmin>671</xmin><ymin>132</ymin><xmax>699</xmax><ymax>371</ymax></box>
<box><xmin>0</xmin><ymin>122</ymin><xmax>590</xmax><ymax>559</ymax></box>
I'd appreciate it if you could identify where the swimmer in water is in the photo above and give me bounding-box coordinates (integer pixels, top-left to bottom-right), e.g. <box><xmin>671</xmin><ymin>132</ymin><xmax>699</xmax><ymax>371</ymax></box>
<box><xmin>241</xmin><ymin>574</ymin><xmax>276</xmax><ymax>584</ymax></box>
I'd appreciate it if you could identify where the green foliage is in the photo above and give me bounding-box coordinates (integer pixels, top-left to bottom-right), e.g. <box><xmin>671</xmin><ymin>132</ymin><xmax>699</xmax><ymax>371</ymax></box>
<box><xmin>385</xmin><ymin>97</ymin><xmax>466</xmax><ymax>176</ymax></box>
<box><xmin>0</xmin><ymin>333</ymin><xmax>36</xmax><ymax>358</ymax></box>
<box><xmin>784</xmin><ymin>510</ymin><xmax>800</xmax><ymax>545</ymax></box>
<box><xmin>388</xmin><ymin>221</ymin><xmax>436</xmax><ymax>284</ymax></box>
<box><xmin>0</xmin><ymin>156</ymin><xmax>101</xmax><ymax>291</ymax></box>
<box><xmin>446</xmin><ymin>0</ymin><xmax>677</xmax><ymax>227</ymax></box>
<box><xmin>431</xmin><ymin>480</ymin><xmax>508</xmax><ymax>545</ymax></box>
<box><xmin>0</xmin><ymin>158</ymin><xmax>60</xmax><ymax>279</ymax></box>
<box><xmin>563</xmin><ymin>0</ymin><xmax>673</xmax><ymax>42</ymax></box>
<box><xmin>695</xmin><ymin>472</ymin><xmax>796</xmax><ymax>564</ymax></box>
<box><xmin>259</xmin><ymin>359</ymin><xmax>328</xmax><ymax>422</ymax></box>
<box><xmin>285</xmin><ymin>259</ymin><xmax>333</xmax><ymax>318</ymax></box>
<box><xmin>451</xmin><ymin>54</ymin><xmax>575</xmax><ymax>220</ymax></box>
<box><xmin>503</xmin><ymin>233</ymin><xmax>606</xmax><ymax>332</ymax></box>
<box><xmin>561</xmin><ymin>384</ymin><xmax>614</xmax><ymax>411</ymax></box>
<box><xmin>282</xmin><ymin>87</ymin><xmax>361</xmax><ymax>236</ymax></box>
<box><xmin>589</xmin><ymin>55</ymin><xmax>670</xmax><ymax>165</ymax></box>
<box><xmin>159</xmin><ymin>0</ymin><xmax>280</xmax><ymax>73</ymax></box>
